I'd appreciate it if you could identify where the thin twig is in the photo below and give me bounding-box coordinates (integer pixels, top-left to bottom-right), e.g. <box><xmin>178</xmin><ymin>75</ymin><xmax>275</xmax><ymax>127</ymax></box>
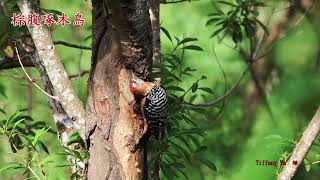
<box><xmin>160</xmin><ymin>0</ymin><xmax>198</xmax><ymax>4</ymax></box>
<box><xmin>293</xmin><ymin>1</ymin><xmax>315</xmax><ymax>27</ymax></box>
<box><xmin>184</xmin><ymin>64</ymin><xmax>251</xmax><ymax>108</ymax></box>
<box><xmin>53</xmin><ymin>41</ymin><xmax>91</xmax><ymax>50</ymax></box>
<box><xmin>211</xmin><ymin>43</ymin><xmax>227</xmax><ymax>118</ymax></box>
<box><xmin>14</xmin><ymin>47</ymin><xmax>59</xmax><ymax>101</ymax></box>
<box><xmin>69</xmin><ymin>70</ymin><xmax>89</xmax><ymax>80</ymax></box>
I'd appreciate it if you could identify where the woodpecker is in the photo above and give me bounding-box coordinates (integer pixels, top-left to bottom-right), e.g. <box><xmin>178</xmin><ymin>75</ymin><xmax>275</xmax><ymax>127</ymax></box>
<box><xmin>129</xmin><ymin>76</ymin><xmax>168</xmax><ymax>141</ymax></box>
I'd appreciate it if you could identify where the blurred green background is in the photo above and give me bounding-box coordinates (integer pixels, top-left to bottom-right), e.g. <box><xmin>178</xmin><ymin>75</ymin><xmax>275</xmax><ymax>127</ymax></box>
<box><xmin>1</xmin><ymin>0</ymin><xmax>320</xmax><ymax>179</ymax></box>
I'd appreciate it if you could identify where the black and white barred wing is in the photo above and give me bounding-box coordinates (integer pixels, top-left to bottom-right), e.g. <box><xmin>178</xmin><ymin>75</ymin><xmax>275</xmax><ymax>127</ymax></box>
<box><xmin>143</xmin><ymin>86</ymin><xmax>168</xmax><ymax>134</ymax></box>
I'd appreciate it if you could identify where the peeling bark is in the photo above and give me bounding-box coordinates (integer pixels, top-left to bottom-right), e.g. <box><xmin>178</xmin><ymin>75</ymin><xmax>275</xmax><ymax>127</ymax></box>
<box><xmin>86</xmin><ymin>0</ymin><xmax>152</xmax><ymax>179</ymax></box>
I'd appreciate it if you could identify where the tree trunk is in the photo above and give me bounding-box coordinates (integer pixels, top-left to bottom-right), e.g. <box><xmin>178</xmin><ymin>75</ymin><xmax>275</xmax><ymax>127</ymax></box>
<box><xmin>85</xmin><ymin>0</ymin><xmax>153</xmax><ymax>179</ymax></box>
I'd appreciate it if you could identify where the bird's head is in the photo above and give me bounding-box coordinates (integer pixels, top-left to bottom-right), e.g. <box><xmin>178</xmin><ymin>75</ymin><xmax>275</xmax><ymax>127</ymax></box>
<box><xmin>129</xmin><ymin>74</ymin><xmax>154</xmax><ymax>96</ymax></box>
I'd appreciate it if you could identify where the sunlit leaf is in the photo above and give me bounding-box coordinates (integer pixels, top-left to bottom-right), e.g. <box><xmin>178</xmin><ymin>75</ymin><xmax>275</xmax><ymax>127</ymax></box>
<box><xmin>192</xmin><ymin>82</ymin><xmax>198</xmax><ymax>93</ymax></box>
<box><xmin>199</xmin><ymin>158</ymin><xmax>217</xmax><ymax>172</ymax></box>
<box><xmin>198</xmin><ymin>87</ymin><xmax>214</xmax><ymax>94</ymax></box>
<box><xmin>304</xmin><ymin>159</ymin><xmax>311</xmax><ymax>172</ymax></box>
<box><xmin>178</xmin><ymin>38</ymin><xmax>198</xmax><ymax>46</ymax></box>
<box><xmin>160</xmin><ymin>27</ymin><xmax>173</xmax><ymax>43</ymax></box>
<box><xmin>67</xmin><ymin>132</ymin><xmax>83</xmax><ymax>146</ymax></box>
<box><xmin>254</xmin><ymin>18</ymin><xmax>269</xmax><ymax>35</ymax></box>
<box><xmin>32</xmin><ymin>127</ymin><xmax>50</xmax><ymax>146</ymax></box>
<box><xmin>217</xmin><ymin>0</ymin><xmax>236</xmax><ymax>7</ymax></box>
<box><xmin>0</xmin><ymin>162</ymin><xmax>24</xmax><ymax>173</ymax></box>
<box><xmin>166</xmin><ymin>86</ymin><xmax>185</xmax><ymax>92</ymax></box>
<box><xmin>182</xmin><ymin>45</ymin><xmax>203</xmax><ymax>51</ymax></box>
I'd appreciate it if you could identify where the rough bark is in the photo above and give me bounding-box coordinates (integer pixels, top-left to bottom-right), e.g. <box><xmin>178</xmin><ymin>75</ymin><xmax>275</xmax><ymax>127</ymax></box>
<box><xmin>85</xmin><ymin>0</ymin><xmax>153</xmax><ymax>179</ymax></box>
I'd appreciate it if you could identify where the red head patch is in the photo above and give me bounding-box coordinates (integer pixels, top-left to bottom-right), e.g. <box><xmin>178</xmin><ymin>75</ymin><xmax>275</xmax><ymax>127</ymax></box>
<box><xmin>129</xmin><ymin>80</ymin><xmax>136</xmax><ymax>95</ymax></box>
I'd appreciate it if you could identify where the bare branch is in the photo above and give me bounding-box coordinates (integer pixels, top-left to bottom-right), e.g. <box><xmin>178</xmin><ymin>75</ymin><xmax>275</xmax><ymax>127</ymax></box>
<box><xmin>0</xmin><ymin>56</ymin><xmax>34</xmax><ymax>70</ymax></box>
<box><xmin>184</xmin><ymin>63</ymin><xmax>251</xmax><ymax>108</ymax></box>
<box><xmin>18</xmin><ymin>0</ymin><xmax>86</xmax><ymax>140</ymax></box>
<box><xmin>160</xmin><ymin>0</ymin><xmax>198</xmax><ymax>4</ymax></box>
<box><xmin>68</xmin><ymin>70</ymin><xmax>89</xmax><ymax>80</ymax></box>
<box><xmin>53</xmin><ymin>40</ymin><xmax>92</xmax><ymax>50</ymax></box>
<box><xmin>277</xmin><ymin>107</ymin><xmax>320</xmax><ymax>180</ymax></box>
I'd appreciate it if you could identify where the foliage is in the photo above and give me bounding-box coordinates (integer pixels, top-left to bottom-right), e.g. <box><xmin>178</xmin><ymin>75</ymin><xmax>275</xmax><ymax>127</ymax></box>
<box><xmin>149</xmin><ymin>28</ymin><xmax>216</xmax><ymax>179</ymax></box>
<box><xmin>206</xmin><ymin>0</ymin><xmax>268</xmax><ymax>45</ymax></box>
<box><xmin>0</xmin><ymin>110</ymin><xmax>52</xmax><ymax>178</ymax></box>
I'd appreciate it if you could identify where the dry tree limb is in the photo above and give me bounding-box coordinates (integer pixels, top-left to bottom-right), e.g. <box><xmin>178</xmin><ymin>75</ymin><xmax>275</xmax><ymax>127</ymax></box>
<box><xmin>278</xmin><ymin>107</ymin><xmax>320</xmax><ymax>180</ymax></box>
<box><xmin>18</xmin><ymin>0</ymin><xmax>86</xmax><ymax>140</ymax></box>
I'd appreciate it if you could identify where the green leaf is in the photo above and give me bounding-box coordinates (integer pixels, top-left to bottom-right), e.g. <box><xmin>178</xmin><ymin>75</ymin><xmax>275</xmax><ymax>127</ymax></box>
<box><xmin>176</xmin><ymin>166</ymin><xmax>188</xmax><ymax>179</ymax></box>
<box><xmin>166</xmin><ymin>86</ymin><xmax>185</xmax><ymax>92</ymax></box>
<box><xmin>198</xmin><ymin>87</ymin><xmax>214</xmax><ymax>94</ymax></box>
<box><xmin>160</xmin><ymin>161</ymin><xmax>177</xmax><ymax>179</ymax></box>
<box><xmin>189</xmin><ymin>94</ymin><xmax>197</xmax><ymax>103</ymax></box>
<box><xmin>176</xmin><ymin>136</ymin><xmax>193</xmax><ymax>151</ymax></box>
<box><xmin>6</xmin><ymin>110</ymin><xmax>23</xmax><ymax>129</ymax></box>
<box><xmin>232</xmin><ymin>23</ymin><xmax>242</xmax><ymax>44</ymax></box>
<box><xmin>160</xmin><ymin>27</ymin><xmax>173</xmax><ymax>43</ymax></box>
<box><xmin>210</xmin><ymin>27</ymin><xmax>225</xmax><ymax>38</ymax></box>
<box><xmin>178</xmin><ymin>38</ymin><xmax>198</xmax><ymax>46</ymax></box>
<box><xmin>304</xmin><ymin>159</ymin><xmax>311</xmax><ymax>172</ymax></box>
<box><xmin>0</xmin><ymin>83</ymin><xmax>7</xmax><ymax>98</ymax></box>
<box><xmin>252</xmin><ymin>1</ymin><xmax>266</xmax><ymax>7</ymax></box>
<box><xmin>55</xmin><ymin>163</ymin><xmax>74</xmax><ymax>168</ymax></box>
<box><xmin>182</xmin><ymin>45</ymin><xmax>203</xmax><ymax>51</ymax></box>
<box><xmin>188</xmin><ymin>134</ymin><xmax>201</xmax><ymax>147</ymax></box>
<box><xmin>201</xmin><ymin>75</ymin><xmax>207</xmax><ymax>80</ymax></box>
<box><xmin>217</xmin><ymin>0</ymin><xmax>236</xmax><ymax>7</ymax></box>
<box><xmin>194</xmin><ymin>146</ymin><xmax>208</xmax><ymax>154</ymax></box>
<box><xmin>71</xmin><ymin>172</ymin><xmax>81</xmax><ymax>179</ymax></box>
<box><xmin>179</xmin><ymin>113</ymin><xmax>198</xmax><ymax>127</ymax></box>
<box><xmin>84</xmin><ymin>35</ymin><xmax>92</xmax><ymax>41</ymax></box>
<box><xmin>10</xmin><ymin>134</ymin><xmax>24</xmax><ymax>152</ymax></box>
<box><xmin>170</xmin><ymin>141</ymin><xmax>190</xmax><ymax>160</ymax></box>
<box><xmin>199</xmin><ymin>158</ymin><xmax>217</xmax><ymax>172</ymax></box>
<box><xmin>243</xmin><ymin>20</ymin><xmax>256</xmax><ymax>38</ymax></box>
<box><xmin>32</xmin><ymin>127</ymin><xmax>50</xmax><ymax>146</ymax></box>
<box><xmin>0</xmin><ymin>162</ymin><xmax>24</xmax><ymax>173</ymax></box>
<box><xmin>67</xmin><ymin>132</ymin><xmax>83</xmax><ymax>146</ymax></box>
<box><xmin>9</xmin><ymin>118</ymin><xmax>25</xmax><ymax>137</ymax></box>
<box><xmin>183</xmin><ymin>67</ymin><xmax>196</xmax><ymax>73</ymax></box>
<box><xmin>35</xmin><ymin>141</ymin><xmax>49</xmax><ymax>154</ymax></box>
<box><xmin>254</xmin><ymin>18</ymin><xmax>269</xmax><ymax>35</ymax></box>
<box><xmin>206</xmin><ymin>18</ymin><xmax>222</xmax><ymax>26</ymax></box>
<box><xmin>0</xmin><ymin>108</ymin><xmax>6</xmax><ymax>115</ymax></box>
<box><xmin>192</xmin><ymin>82</ymin><xmax>198</xmax><ymax>93</ymax></box>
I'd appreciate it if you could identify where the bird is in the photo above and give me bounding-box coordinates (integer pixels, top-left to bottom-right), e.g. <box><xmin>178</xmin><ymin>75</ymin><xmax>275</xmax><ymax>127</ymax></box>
<box><xmin>129</xmin><ymin>75</ymin><xmax>168</xmax><ymax>148</ymax></box>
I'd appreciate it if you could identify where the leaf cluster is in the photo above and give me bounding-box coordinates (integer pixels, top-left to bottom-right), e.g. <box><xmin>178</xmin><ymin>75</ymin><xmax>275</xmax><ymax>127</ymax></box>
<box><xmin>149</xmin><ymin>28</ymin><xmax>217</xmax><ymax>179</ymax></box>
<box><xmin>207</xmin><ymin>0</ymin><xmax>269</xmax><ymax>45</ymax></box>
